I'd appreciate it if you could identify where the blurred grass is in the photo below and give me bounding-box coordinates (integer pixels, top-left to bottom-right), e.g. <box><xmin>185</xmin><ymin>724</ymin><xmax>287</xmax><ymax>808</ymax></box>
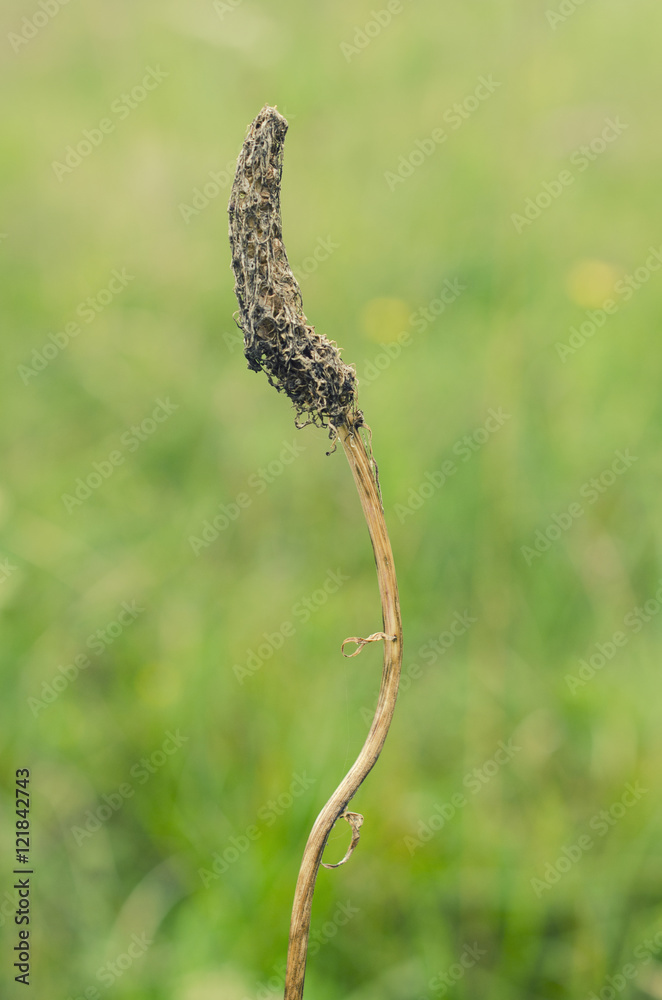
<box><xmin>2</xmin><ymin>0</ymin><xmax>662</xmax><ymax>997</ymax></box>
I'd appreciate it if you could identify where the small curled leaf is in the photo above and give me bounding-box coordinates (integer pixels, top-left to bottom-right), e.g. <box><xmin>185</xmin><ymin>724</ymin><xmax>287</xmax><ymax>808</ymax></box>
<box><xmin>322</xmin><ymin>810</ymin><xmax>364</xmax><ymax>869</ymax></box>
<box><xmin>341</xmin><ymin>632</ymin><xmax>397</xmax><ymax>658</ymax></box>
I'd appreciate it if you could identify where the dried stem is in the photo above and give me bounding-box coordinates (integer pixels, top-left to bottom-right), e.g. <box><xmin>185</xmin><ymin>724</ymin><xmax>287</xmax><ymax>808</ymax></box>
<box><xmin>284</xmin><ymin>414</ymin><xmax>403</xmax><ymax>999</ymax></box>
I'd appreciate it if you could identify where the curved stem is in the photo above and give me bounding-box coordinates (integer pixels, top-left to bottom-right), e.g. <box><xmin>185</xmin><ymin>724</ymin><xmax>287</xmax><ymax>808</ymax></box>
<box><xmin>284</xmin><ymin>415</ymin><xmax>403</xmax><ymax>999</ymax></box>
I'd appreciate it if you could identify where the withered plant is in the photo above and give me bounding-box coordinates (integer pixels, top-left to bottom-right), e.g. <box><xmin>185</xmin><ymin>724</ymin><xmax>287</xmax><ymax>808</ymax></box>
<box><xmin>228</xmin><ymin>105</ymin><xmax>404</xmax><ymax>1000</ymax></box>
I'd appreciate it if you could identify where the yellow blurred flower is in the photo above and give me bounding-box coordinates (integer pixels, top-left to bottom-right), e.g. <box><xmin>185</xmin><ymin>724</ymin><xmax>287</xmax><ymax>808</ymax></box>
<box><xmin>360</xmin><ymin>297</ymin><xmax>411</xmax><ymax>343</ymax></box>
<box><xmin>565</xmin><ymin>258</ymin><xmax>622</xmax><ymax>309</ymax></box>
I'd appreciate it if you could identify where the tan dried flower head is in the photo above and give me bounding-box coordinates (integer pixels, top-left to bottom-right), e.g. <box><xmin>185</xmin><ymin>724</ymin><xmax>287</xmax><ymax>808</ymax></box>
<box><xmin>228</xmin><ymin>105</ymin><xmax>359</xmax><ymax>431</ymax></box>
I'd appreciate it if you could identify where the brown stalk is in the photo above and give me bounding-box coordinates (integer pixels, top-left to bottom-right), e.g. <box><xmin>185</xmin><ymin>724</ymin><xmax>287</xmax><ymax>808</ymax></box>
<box><xmin>283</xmin><ymin>414</ymin><xmax>403</xmax><ymax>998</ymax></box>
<box><xmin>228</xmin><ymin>105</ymin><xmax>404</xmax><ymax>999</ymax></box>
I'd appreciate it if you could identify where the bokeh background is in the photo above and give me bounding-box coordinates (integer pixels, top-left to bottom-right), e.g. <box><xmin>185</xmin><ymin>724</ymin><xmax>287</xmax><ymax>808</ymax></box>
<box><xmin>2</xmin><ymin>1</ymin><xmax>662</xmax><ymax>997</ymax></box>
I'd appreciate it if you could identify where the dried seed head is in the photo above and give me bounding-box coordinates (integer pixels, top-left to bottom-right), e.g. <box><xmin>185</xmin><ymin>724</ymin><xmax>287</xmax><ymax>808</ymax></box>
<box><xmin>228</xmin><ymin>105</ymin><xmax>360</xmax><ymax>431</ymax></box>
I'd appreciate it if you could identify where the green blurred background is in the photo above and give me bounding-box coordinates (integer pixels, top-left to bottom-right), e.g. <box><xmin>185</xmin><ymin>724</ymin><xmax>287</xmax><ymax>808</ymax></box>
<box><xmin>2</xmin><ymin>0</ymin><xmax>662</xmax><ymax>997</ymax></box>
